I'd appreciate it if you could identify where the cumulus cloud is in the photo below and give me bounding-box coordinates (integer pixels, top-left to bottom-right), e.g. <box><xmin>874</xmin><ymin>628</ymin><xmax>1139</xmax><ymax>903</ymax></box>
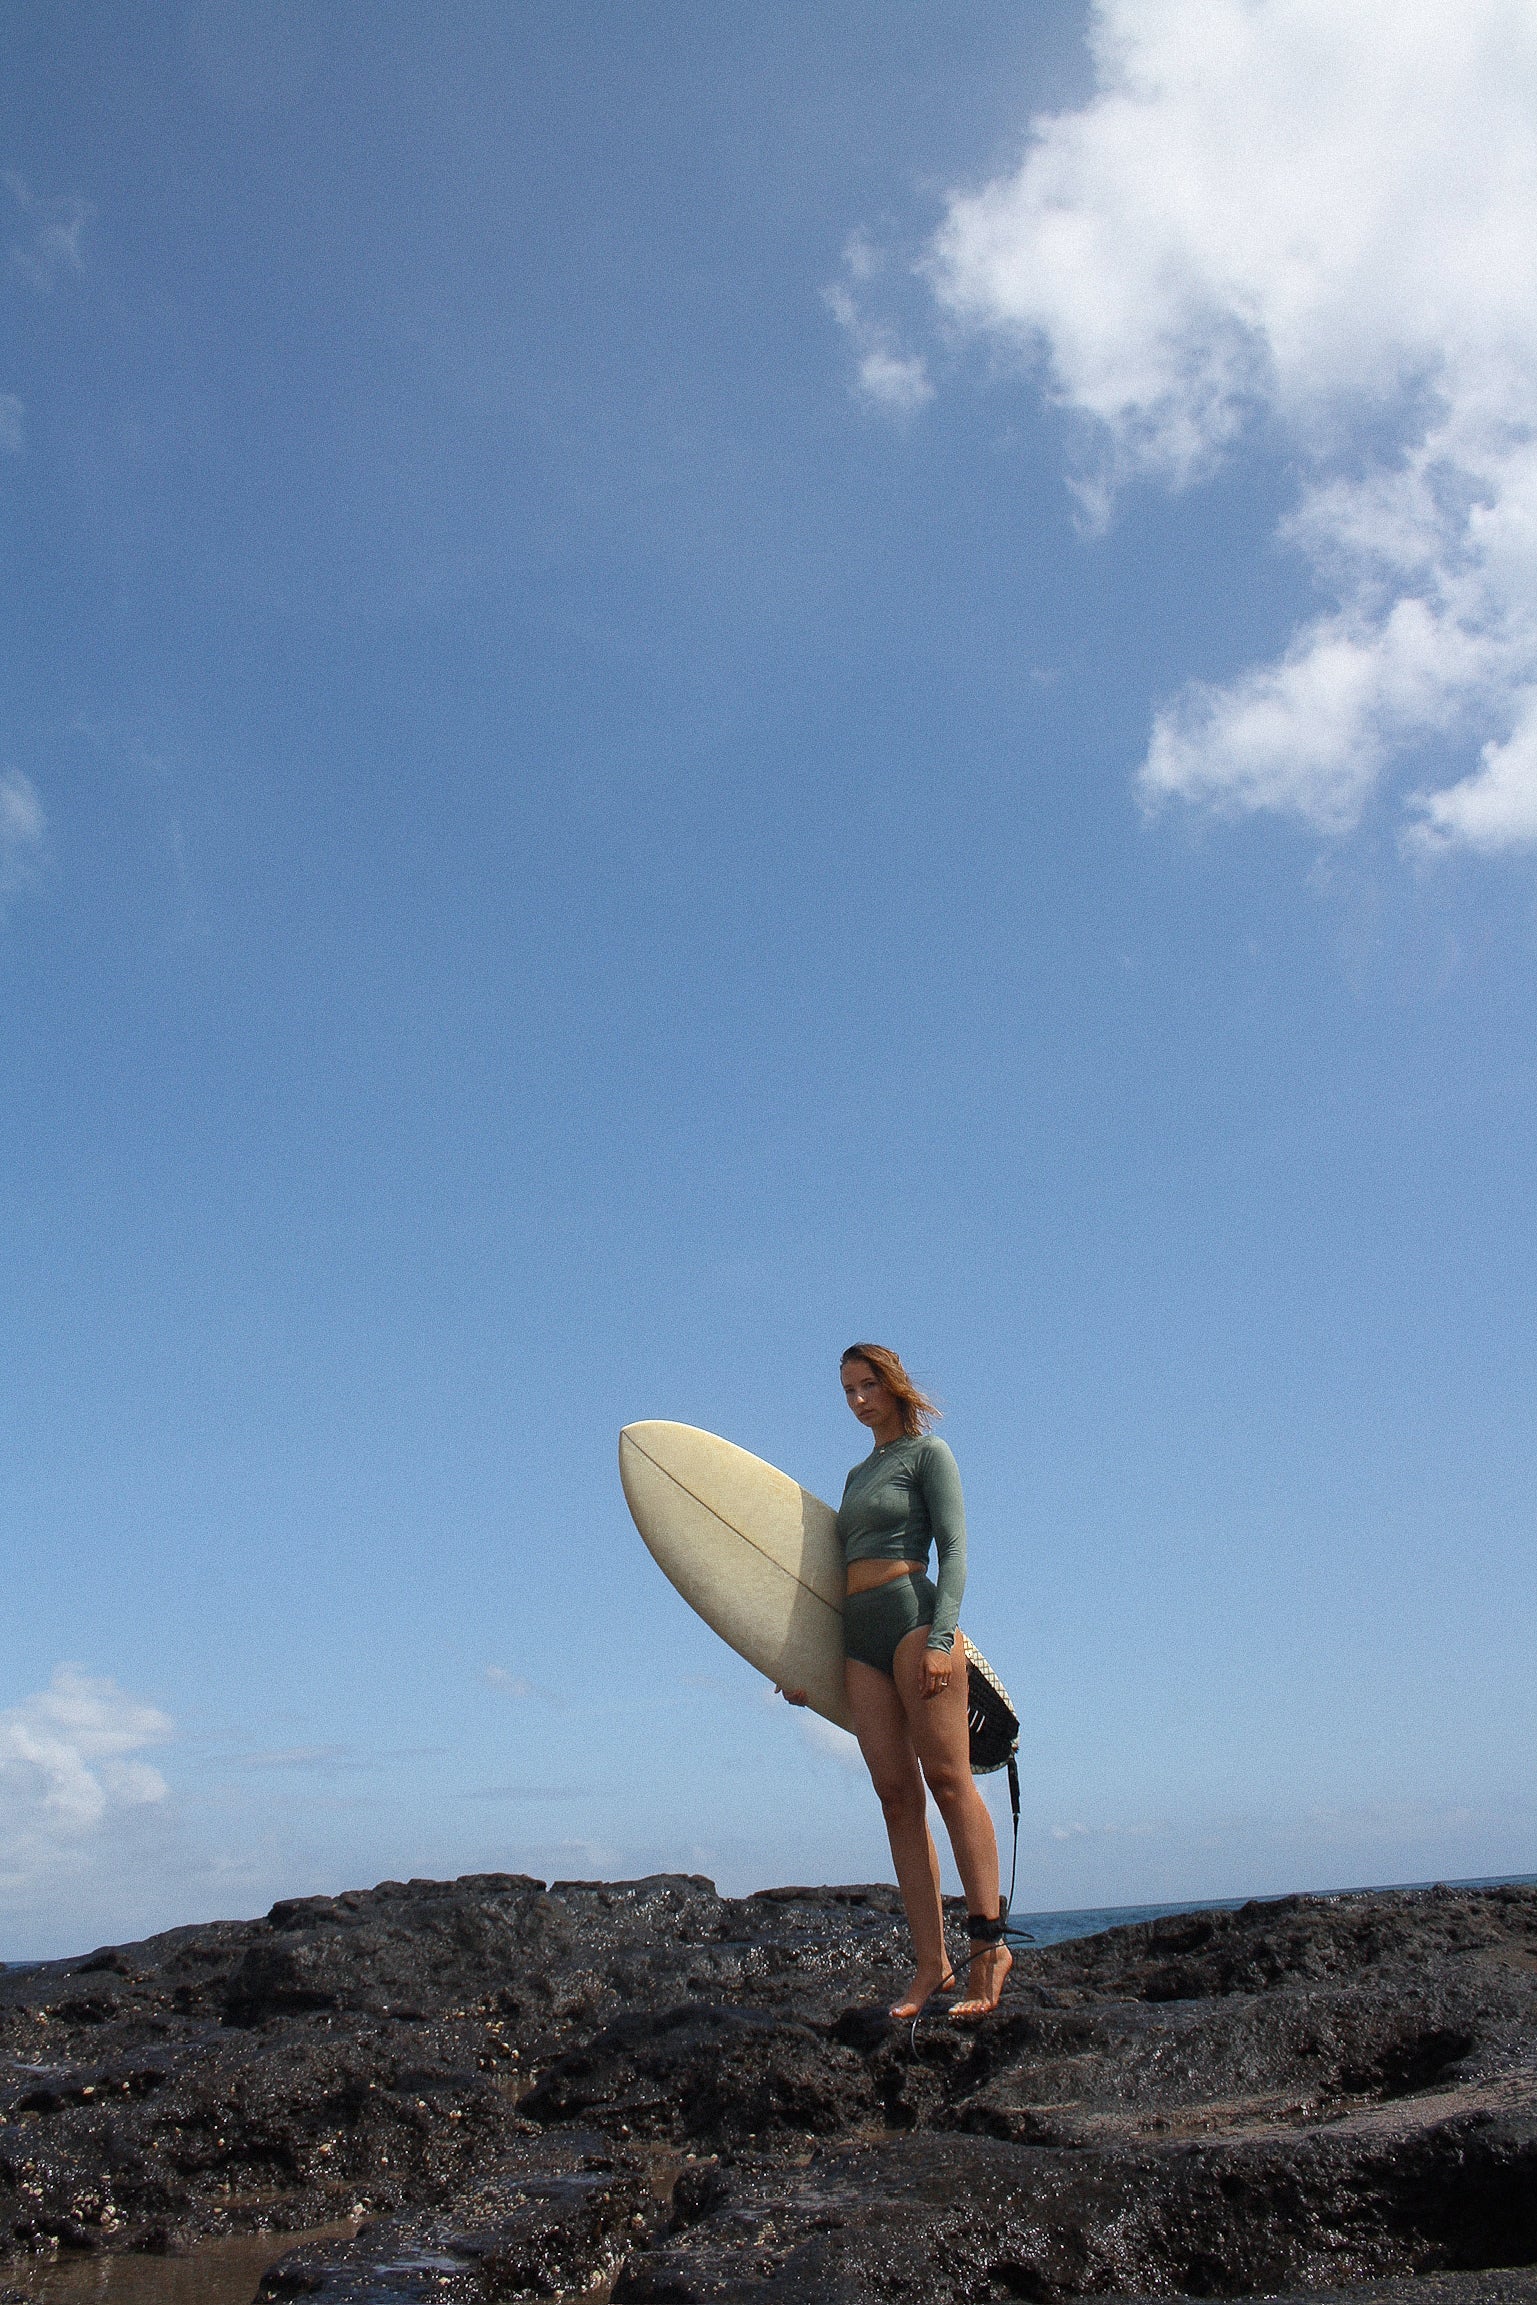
<box><xmin>5</xmin><ymin>171</ymin><xmax>91</xmax><ymax>289</ymax></box>
<box><xmin>0</xmin><ymin>1668</ymin><xmax>172</xmax><ymax>1886</ymax></box>
<box><xmin>925</xmin><ymin>0</ymin><xmax>1537</xmax><ymax>852</ymax></box>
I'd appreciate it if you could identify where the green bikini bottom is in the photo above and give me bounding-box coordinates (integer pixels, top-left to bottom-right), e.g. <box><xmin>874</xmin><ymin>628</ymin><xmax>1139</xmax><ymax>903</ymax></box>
<box><xmin>843</xmin><ymin>1572</ymin><xmax>938</xmax><ymax>1676</ymax></box>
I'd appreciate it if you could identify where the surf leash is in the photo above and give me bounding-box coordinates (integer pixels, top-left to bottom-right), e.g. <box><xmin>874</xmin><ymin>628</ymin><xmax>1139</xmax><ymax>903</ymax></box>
<box><xmin>905</xmin><ymin>1652</ymin><xmax>1033</xmax><ymax>2049</ymax></box>
<box><xmin>962</xmin><ymin>1639</ymin><xmax>1035</xmax><ymax>1950</ymax></box>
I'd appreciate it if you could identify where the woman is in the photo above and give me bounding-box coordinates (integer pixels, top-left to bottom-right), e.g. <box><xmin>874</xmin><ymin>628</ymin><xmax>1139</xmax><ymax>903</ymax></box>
<box><xmin>784</xmin><ymin>1344</ymin><xmax>1011</xmax><ymax>2021</ymax></box>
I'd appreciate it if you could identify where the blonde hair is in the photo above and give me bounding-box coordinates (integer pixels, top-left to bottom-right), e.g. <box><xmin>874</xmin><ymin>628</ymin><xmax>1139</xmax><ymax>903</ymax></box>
<box><xmin>840</xmin><ymin>1343</ymin><xmax>940</xmax><ymax>1438</ymax></box>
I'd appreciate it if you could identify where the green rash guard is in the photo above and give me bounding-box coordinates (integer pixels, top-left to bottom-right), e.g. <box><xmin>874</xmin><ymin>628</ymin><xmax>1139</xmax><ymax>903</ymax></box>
<box><xmin>836</xmin><ymin>1434</ymin><xmax>967</xmax><ymax>1654</ymax></box>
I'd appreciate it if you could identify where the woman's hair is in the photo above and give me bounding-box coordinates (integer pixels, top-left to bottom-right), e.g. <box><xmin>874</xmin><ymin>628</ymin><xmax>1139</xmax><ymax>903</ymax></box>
<box><xmin>840</xmin><ymin>1343</ymin><xmax>940</xmax><ymax>1438</ymax></box>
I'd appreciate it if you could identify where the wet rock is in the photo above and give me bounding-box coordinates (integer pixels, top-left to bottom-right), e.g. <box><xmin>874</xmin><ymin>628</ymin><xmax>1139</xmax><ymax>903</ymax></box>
<box><xmin>0</xmin><ymin>1873</ymin><xmax>905</xmax><ymax>2254</ymax></box>
<box><xmin>521</xmin><ymin>2002</ymin><xmax>880</xmax><ymax>2141</ymax></box>
<box><xmin>1116</xmin><ymin>2278</ymin><xmax>1537</xmax><ymax>2305</ymax></box>
<box><xmin>0</xmin><ymin>1878</ymin><xmax>1533</xmax><ymax>2304</ymax></box>
<box><xmin>258</xmin><ymin>2137</ymin><xmax>660</xmax><ymax>2300</ymax></box>
<box><xmin>618</xmin><ymin>2104</ymin><xmax>1537</xmax><ymax>2303</ymax></box>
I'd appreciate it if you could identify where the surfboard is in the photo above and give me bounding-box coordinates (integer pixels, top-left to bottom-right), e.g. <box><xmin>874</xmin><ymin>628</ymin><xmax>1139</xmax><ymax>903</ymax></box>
<box><xmin>618</xmin><ymin>1420</ymin><xmax>855</xmax><ymax>1732</ymax></box>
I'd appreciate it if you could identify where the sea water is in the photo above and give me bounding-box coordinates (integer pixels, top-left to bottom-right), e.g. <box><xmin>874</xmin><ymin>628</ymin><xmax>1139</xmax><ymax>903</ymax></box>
<box><xmin>1006</xmin><ymin>1869</ymin><xmax>1537</xmax><ymax>1947</ymax></box>
<box><xmin>0</xmin><ymin>2223</ymin><xmax>360</xmax><ymax>2304</ymax></box>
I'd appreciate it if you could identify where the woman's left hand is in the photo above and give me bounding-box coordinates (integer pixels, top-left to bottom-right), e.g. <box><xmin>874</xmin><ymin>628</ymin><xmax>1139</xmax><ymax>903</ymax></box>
<box><xmin>920</xmin><ymin>1648</ymin><xmax>953</xmax><ymax>1700</ymax></box>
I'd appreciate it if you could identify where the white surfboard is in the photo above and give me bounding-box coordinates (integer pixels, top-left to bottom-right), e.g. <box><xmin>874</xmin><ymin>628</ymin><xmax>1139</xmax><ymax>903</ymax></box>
<box><xmin>618</xmin><ymin>1420</ymin><xmax>855</xmax><ymax>1732</ymax></box>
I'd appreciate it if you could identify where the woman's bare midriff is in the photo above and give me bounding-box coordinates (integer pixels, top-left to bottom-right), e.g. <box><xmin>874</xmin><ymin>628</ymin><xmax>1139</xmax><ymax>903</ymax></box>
<box><xmin>845</xmin><ymin>1558</ymin><xmax>924</xmax><ymax>1596</ymax></box>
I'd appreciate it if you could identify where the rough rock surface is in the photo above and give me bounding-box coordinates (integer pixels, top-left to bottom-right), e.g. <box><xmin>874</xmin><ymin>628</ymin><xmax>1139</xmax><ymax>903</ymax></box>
<box><xmin>0</xmin><ymin>1876</ymin><xmax>1531</xmax><ymax>2302</ymax></box>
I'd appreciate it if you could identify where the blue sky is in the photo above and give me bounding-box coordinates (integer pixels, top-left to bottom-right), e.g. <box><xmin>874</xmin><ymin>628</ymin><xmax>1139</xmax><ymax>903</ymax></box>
<box><xmin>2</xmin><ymin>0</ymin><xmax>1535</xmax><ymax>1958</ymax></box>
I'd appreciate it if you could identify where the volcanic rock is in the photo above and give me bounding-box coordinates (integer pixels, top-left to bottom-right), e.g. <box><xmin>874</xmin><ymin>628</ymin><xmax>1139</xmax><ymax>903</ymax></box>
<box><xmin>0</xmin><ymin>1876</ymin><xmax>1530</xmax><ymax>2304</ymax></box>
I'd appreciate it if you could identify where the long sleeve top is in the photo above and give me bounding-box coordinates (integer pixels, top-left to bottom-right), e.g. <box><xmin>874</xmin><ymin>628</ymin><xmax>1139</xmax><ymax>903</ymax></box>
<box><xmin>835</xmin><ymin>1433</ymin><xmax>967</xmax><ymax>1653</ymax></box>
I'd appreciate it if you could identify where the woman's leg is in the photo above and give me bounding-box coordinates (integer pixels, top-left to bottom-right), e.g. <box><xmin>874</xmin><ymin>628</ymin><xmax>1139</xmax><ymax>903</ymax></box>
<box><xmin>892</xmin><ymin>1630</ymin><xmax>1012</xmax><ymax>2017</ymax></box>
<box><xmin>844</xmin><ymin>1655</ymin><xmax>949</xmax><ymax>2016</ymax></box>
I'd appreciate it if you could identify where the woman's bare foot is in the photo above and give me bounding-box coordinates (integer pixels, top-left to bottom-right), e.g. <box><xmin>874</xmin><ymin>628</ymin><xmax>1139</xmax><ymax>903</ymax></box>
<box><xmin>949</xmin><ymin>1941</ymin><xmax>1012</xmax><ymax>2021</ymax></box>
<box><xmin>889</xmin><ymin>1966</ymin><xmax>954</xmax><ymax>2020</ymax></box>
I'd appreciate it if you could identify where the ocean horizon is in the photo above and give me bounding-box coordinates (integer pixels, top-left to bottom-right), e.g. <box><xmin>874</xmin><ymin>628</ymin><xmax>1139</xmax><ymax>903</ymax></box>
<box><xmin>1005</xmin><ymin>1870</ymin><xmax>1537</xmax><ymax>1948</ymax></box>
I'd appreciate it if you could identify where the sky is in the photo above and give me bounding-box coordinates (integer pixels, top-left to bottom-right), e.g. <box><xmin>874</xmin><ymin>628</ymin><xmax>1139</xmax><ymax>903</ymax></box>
<box><xmin>2</xmin><ymin>0</ymin><xmax>1535</xmax><ymax>1960</ymax></box>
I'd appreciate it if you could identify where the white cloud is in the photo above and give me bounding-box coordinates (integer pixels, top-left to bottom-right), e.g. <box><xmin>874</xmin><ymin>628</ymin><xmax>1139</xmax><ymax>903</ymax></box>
<box><xmin>1</xmin><ymin>769</ymin><xmax>43</xmax><ymax>847</ymax></box>
<box><xmin>925</xmin><ymin>0</ymin><xmax>1537</xmax><ymax>853</ymax></box>
<box><xmin>751</xmin><ymin>1678</ymin><xmax>865</xmax><ymax>1771</ymax></box>
<box><xmin>0</xmin><ymin>1669</ymin><xmax>172</xmax><ymax>1883</ymax></box>
<box><xmin>826</xmin><ymin>239</ymin><xmax>934</xmax><ymax>417</ymax></box>
<box><xmin>231</xmin><ymin>1745</ymin><xmax>363</xmax><ymax>1771</ymax></box>
<box><xmin>1048</xmin><ymin>1818</ymin><xmax>1162</xmax><ymax>1843</ymax></box>
<box><xmin>0</xmin><ymin>768</ymin><xmax>44</xmax><ymax>898</ymax></box>
<box><xmin>1411</xmin><ymin>691</ymin><xmax>1537</xmax><ymax>851</ymax></box>
<box><xmin>850</xmin><ymin>338</ymin><xmax>935</xmax><ymax>418</ymax></box>
<box><xmin>795</xmin><ymin>1711</ymin><xmax>865</xmax><ymax>1771</ymax></box>
<box><xmin>5</xmin><ymin>172</ymin><xmax>91</xmax><ymax>289</ymax></box>
<box><xmin>483</xmin><ymin>1665</ymin><xmax>539</xmax><ymax>1698</ymax></box>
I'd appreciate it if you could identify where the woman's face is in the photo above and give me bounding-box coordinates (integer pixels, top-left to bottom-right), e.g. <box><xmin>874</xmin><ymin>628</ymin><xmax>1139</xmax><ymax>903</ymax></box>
<box><xmin>841</xmin><ymin>1358</ymin><xmax>894</xmax><ymax>1432</ymax></box>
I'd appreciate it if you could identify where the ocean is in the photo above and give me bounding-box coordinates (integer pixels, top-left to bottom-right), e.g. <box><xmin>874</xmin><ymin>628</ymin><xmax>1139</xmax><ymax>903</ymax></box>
<box><xmin>1005</xmin><ymin>1869</ymin><xmax>1537</xmax><ymax>1947</ymax></box>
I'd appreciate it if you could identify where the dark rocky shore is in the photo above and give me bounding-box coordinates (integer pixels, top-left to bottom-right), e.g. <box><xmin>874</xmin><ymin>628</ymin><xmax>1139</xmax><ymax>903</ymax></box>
<box><xmin>1</xmin><ymin>1875</ymin><xmax>1534</xmax><ymax>2303</ymax></box>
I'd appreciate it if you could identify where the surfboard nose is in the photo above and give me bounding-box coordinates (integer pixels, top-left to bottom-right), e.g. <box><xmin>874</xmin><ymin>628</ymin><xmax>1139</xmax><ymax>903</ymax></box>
<box><xmin>616</xmin><ymin>1420</ymin><xmax>854</xmax><ymax>1734</ymax></box>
